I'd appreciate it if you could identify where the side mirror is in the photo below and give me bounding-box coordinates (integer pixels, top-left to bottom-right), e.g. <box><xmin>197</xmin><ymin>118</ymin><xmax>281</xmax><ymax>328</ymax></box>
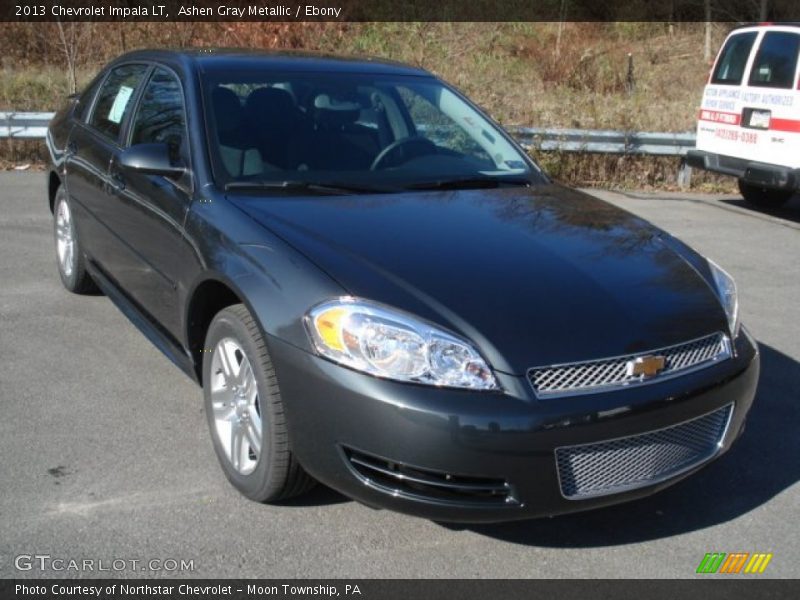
<box><xmin>119</xmin><ymin>143</ymin><xmax>186</xmax><ymax>177</ymax></box>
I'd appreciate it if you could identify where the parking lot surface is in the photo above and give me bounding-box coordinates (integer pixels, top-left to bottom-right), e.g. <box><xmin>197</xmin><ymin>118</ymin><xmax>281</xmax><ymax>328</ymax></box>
<box><xmin>1</xmin><ymin>172</ymin><xmax>798</xmax><ymax>578</ymax></box>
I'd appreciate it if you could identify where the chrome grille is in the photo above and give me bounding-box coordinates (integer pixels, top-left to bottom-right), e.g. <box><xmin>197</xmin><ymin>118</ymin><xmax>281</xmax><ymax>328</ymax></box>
<box><xmin>556</xmin><ymin>404</ymin><xmax>733</xmax><ymax>499</ymax></box>
<box><xmin>528</xmin><ymin>333</ymin><xmax>730</xmax><ymax>397</ymax></box>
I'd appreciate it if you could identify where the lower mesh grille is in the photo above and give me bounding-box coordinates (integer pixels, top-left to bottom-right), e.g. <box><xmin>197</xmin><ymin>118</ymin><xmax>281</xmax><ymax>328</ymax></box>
<box><xmin>344</xmin><ymin>447</ymin><xmax>515</xmax><ymax>506</ymax></box>
<box><xmin>556</xmin><ymin>404</ymin><xmax>733</xmax><ymax>499</ymax></box>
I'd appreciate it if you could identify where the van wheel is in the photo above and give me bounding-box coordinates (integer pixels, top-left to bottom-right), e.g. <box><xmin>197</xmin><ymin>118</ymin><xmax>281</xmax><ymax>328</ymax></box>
<box><xmin>203</xmin><ymin>304</ymin><xmax>316</xmax><ymax>502</ymax></box>
<box><xmin>738</xmin><ymin>180</ymin><xmax>793</xmax><ymax>208</ymax></box>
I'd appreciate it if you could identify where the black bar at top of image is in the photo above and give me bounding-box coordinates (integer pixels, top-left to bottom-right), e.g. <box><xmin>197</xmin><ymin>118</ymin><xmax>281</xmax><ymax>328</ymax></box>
<box><xmin>2</xmin><ymin>580</ymin><xmax>799</xmax><ymax>600</ymax></box>
<box><xmin>3</xmin><ymin>0</ymin><xmax>800</xmax><ymax>22</ymax></box>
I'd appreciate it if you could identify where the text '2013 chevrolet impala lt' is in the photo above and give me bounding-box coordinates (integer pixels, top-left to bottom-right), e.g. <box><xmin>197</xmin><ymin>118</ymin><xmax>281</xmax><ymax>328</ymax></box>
<box><xmin>46</xmin><ymin>49</ymin><xmax>759</xmax><ymax>522</ymax></box>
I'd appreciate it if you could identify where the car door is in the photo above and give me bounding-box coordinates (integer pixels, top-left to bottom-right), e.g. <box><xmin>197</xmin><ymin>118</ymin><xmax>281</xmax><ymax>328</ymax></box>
<box><xmin>65</xmin><ymin>63</ymin><xmax>150</xmax><ymax>274</ymax></box>
<box><xmin>105</xmin><ymin>66</ymin><xmax>197</xmax><ymax>339</ymax></box>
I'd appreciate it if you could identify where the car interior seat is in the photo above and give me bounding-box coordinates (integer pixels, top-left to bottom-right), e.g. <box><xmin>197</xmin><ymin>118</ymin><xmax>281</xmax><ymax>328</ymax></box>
<box><xmin>288</xmin><ymin>93</ymin><xmax>379</xmax><ymax>171</ymax></box>
<box><xmin>212</xmin><ymin>87</ymin><xmax>263</xmax><ymax>178</ymax></box>
<box><xmin>244</xmin><ymin>87</ymin><xmax>301</xmax><ymax>170</ymax></box>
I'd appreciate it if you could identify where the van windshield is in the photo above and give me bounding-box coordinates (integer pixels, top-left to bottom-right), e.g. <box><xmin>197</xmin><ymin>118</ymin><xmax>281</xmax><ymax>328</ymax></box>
<box><xmin>200</xmin><ymin>69</ymin><xmax>541</xmax><ymax>192</ymax></box>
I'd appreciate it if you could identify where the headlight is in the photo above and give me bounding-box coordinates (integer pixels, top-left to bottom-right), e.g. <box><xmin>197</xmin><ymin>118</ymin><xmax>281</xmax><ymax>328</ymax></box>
<box><xmin>305</xmin><ymin>297</ymin><xmax>499</xmax><ymax>390</ymax></box>
<box><xmin>708</xmin><ymin>259</ymin><xmax>739</xmax><ymax>337</ymax></box>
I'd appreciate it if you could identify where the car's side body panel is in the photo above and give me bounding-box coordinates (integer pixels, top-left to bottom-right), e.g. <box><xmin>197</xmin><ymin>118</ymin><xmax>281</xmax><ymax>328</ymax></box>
<box><xmin>181</xmin><ymin>197</ymin><xmax>348</xmax><ymax>354</ymax></box>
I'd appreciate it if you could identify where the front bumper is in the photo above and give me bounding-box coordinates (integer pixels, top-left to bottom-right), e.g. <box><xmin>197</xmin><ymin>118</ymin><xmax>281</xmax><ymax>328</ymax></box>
<box><xmin>270</xmin><ymin>329</ymin><xmax>759</xmax><ymax>523</ymax></box>
<box><xmin>686</xmin><ymin>149</ymin><xmax>800</xmax><ymax>190</ymax></box>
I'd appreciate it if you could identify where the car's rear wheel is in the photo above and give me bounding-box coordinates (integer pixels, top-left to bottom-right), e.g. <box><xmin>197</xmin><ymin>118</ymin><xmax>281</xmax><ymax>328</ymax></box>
<box><xmin>203</xmin><ymin>304</ymin><xmax>315</xmax><ymax>502</ymax></box>
<box><xmin>738</xmin><ymin>180</ymin><xmax>794</xmax><ymax>208</ymax></box>
<box><xmin>53</xmin><ymin>187</ymin><xmax>97</xmax><ymax>294</ymax></box>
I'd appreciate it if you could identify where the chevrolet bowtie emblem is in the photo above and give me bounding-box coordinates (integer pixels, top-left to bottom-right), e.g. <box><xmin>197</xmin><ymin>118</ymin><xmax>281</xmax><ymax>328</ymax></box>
<box><xmin>626</xmin><ymin>355</ymin><xmax>667</xmax><ymax>378</ymax></box>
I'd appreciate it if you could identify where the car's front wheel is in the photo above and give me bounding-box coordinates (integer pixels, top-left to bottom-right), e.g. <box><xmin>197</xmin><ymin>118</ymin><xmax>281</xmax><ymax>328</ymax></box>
<box><xmin>53</xmin><ymin>187</ymin><xmax>97</xmax><ymax>294</ymax></box>
<box><xmin>738</xmin><ymin>180</ymin><xmax>794</xmax><ymax>208</ymax></box>
<box><xmin>203</xmin><ymin>304</ymin><xmax>315</xmax><ymax>502</ymax></box>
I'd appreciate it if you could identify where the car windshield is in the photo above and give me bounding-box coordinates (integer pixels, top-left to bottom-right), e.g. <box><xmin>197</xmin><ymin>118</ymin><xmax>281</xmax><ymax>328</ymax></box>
<box><xmin>200</xmin><ymin>68</ymin><xmax>541</xmax><ymax>193</ymax></box>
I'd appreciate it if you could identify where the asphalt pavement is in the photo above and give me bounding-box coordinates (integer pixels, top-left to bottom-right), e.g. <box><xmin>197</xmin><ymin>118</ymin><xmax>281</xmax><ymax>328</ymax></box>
<box><xmin>1</xmin><ymin>172</ymin><xmax>798</xmax><ymax>578</ymax></box>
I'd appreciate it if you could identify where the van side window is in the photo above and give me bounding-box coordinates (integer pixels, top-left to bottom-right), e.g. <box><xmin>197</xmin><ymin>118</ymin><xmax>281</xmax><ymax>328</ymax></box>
<box><xmin>748</xmin><ymin>32</ymin><xmax>800</xmax><ymax>89</ymax></box>
<box><xmin>711</xmin><ymin>32</ymin><xmax>758</xmax><ymax>86</ymax></box>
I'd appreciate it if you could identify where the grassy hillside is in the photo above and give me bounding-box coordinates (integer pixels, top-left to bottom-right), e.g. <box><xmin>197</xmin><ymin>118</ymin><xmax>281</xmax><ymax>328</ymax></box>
<box><xmin>0</xmin><ymin>22</ymin><xmax>736</xmax><ymax>189</ymax></box>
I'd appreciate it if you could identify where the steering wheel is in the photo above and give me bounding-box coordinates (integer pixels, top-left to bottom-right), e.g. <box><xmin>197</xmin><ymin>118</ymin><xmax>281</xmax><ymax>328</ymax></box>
<box><xmin>370</xmin><ymin>137</ymin><xmax>438</xmax><ymax>171</ymax></box>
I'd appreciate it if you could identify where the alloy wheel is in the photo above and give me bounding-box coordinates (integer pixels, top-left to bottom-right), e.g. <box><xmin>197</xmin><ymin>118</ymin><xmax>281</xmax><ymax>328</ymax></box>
<box><xmin>209</xmin><ymin>338</ymin><xmax>263</xmax><ymax>475</ymax></box>
<box><xmin>55</xmin><ymin>199</ymin><xmax>75</xmax><ymax>278</ymax></box>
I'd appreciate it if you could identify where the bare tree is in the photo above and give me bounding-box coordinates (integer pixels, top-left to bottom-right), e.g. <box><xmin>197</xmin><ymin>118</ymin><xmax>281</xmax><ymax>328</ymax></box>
<box><xmin>171</xmin><ymin>22</ymin><xmax>198</xmax><ymax>48</ymax></box>
<box><xmin>704</xmin><ymin>0</ymin><xmax>712</xmax><ymax>62</ymax></box>
<box><xmin>555</xmin><ymin>0</ymin><xmax>568</xmax><ymax>59</ymax></box>
<box><xmin>668</xmin><ymin>0</ymin><xmax>675</xmax><ymax>38</ymax></box>
<box><xmin>118</xmin><ymin>23</ymin><xmax>127</xmax><ymax>53</ymax></box>
<box><xmin>713</xmin><ymin>0</ymin><xmax>769</xmax><ymax>23</ymax></box>
<box><xmin>52</xmin><ymin>21</ymin><xmax>93</xmax><ymax>94</ymax></box>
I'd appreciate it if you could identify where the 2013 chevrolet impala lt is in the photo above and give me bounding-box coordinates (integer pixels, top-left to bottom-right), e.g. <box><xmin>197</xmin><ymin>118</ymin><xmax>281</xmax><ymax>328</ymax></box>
<box><xmin>46</xmin><ymin>49</ymin><xmax>759</xmax><ymax>522</ymax></box>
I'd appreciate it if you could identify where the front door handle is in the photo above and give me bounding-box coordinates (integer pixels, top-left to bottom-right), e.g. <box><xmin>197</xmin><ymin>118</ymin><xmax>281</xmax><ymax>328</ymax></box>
<box><xmin>108</xmin><ymin>154</ymin><xmax>126</xmax><ymax>193</ymax></box>
<box><xmin>110</xmin><ymin>170</ymin><xmax>126</xmax><ymax>192</ymax></box>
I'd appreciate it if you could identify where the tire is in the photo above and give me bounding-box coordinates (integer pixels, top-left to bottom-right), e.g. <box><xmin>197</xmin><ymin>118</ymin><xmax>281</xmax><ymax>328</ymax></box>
<box><xmin>738</xmin><ymin>180</ymin><xmax>793</xmax><ymax>208</ymax></box>
<box><xmin>203</xmin><ymin>304</ymin><xmax>315</xmax><ymax>502</ymax></box>
<box><xmin>53</xmin><ymin>187</ymin><xmax>97</xmax><ymax>294</ymax></box>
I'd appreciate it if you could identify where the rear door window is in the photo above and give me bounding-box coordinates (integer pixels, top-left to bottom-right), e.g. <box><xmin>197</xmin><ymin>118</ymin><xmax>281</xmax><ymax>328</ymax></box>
<box><xmin>130</xmin><ymin>67</ymin><xmax>187</xmax><ymax>161</ymax></box>
<box><xmin>75</xmin><ymin>75</ymin><xmax>105</xmax><ymax>122</ymax></box>
<box><xmin>87</xmin><ymin>64</ymin><xmax>148</xmax><ymax>142</ymax></box>
<box><xmin>711</xmin><ymin>32</ymin><xmax>758</xmax><ymax>85</ymax></box>
<box><xmin>748</xmin><ymin>31</ymin><xmax>800</xmax><ymax>89</ymax></box>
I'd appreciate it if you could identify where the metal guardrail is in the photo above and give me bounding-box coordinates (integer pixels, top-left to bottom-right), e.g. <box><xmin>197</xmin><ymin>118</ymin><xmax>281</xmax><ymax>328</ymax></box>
<box><xmin>1</xmin><ymin>111</ymin><xmax>698</xmax><ymax>186</ymax></box>
<box><xmin>508</xmin><ymin>127</ymin><xmax>697</xmax><ymax>188</ymax></box>
<box><xmin>511</xmin><ymin>127</ymin><xmax>696</xmax><ymax>157</ymax></box>
<box><xmin>1</xmin><ymin>112</ymin><xmax>53</xmax><ymax>140</ymax></box>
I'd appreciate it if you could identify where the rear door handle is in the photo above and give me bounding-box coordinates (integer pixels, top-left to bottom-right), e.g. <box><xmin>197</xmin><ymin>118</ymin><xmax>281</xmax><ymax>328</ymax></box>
<box><xmin>66</xmin><ymin>141</ymin><xmax>77</xmax><ymax>156</ymax></box>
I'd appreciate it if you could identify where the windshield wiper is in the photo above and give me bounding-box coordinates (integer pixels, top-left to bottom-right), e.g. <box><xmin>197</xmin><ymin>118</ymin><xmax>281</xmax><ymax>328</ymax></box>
<box><xmin>406</xmin><ymin>176</ymin><xmax>532</xmax><ymax>191</ymax></box>
<box><xmin>224</xmin><ymin>180</ymin><xmax>395</xmax><ymax>195</ymax></box>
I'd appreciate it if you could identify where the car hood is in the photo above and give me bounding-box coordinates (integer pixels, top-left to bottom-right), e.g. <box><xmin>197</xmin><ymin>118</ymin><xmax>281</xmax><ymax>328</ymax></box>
<box><xmin>229</xmin><ymin>185</ymin><xmax>728</xmax><ymax>375</ymax></box>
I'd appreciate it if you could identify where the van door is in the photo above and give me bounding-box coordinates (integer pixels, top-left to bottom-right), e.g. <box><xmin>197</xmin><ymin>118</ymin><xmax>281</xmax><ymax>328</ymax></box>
<box><xmin>740</xmin><ymin>29</ymin><xmax>800</xmax><ymax>170</ymax></box>
<box><xmin>696</xmin><ymin>30</ymin><xmax>759</xmax><ymax>162</ymax></box>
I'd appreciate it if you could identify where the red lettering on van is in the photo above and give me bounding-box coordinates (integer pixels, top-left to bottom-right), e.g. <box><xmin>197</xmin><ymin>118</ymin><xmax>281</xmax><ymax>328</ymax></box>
<box><xmin>699</xmin><ymin>110</ymin><xmax>741</xmax><ymax>125</ymax></box>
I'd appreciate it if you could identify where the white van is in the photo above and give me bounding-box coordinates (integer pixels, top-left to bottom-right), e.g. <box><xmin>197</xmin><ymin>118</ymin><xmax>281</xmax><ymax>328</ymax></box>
<box><xmin>687</xmin><ymin>23</ymin><xmax>800</xmax><ymax>207</ymax></box>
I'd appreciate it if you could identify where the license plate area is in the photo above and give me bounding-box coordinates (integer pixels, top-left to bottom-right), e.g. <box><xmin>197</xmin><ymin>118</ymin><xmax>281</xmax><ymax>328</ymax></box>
<box><xmin>743</xmin><ymin>108</ymin><xmax>771</xmax><ymax>130</ymax></box>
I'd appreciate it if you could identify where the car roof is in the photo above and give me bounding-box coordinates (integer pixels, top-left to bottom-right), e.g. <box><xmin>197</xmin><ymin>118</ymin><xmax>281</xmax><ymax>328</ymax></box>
<box><xmin>113</xmin><ymin>48</ymin><xmax>433</xmax><ymax>77</ymax></box>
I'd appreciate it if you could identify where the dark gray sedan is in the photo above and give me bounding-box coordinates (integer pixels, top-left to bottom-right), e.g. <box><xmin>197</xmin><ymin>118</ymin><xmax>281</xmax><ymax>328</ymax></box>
<box><xmin>46</xmin><ymin>49</ymin><xmax>759</xmax><ymax>522</ymax></box>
